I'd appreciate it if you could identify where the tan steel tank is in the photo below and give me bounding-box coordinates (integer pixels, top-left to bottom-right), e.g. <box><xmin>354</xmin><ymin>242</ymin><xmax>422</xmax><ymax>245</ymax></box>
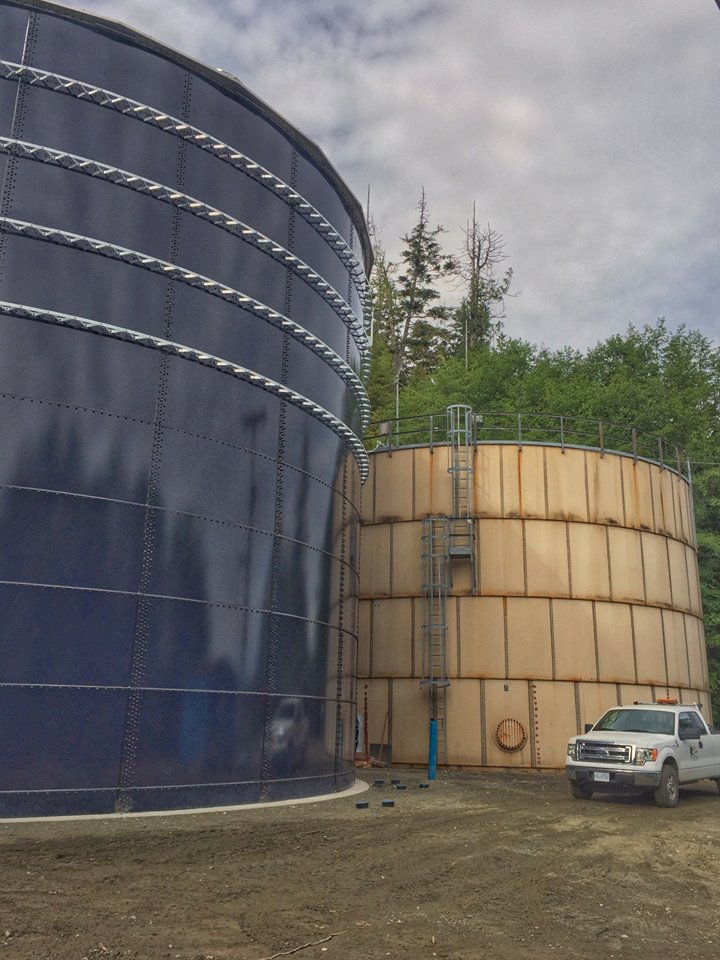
<box><xmin>358</xmin><ymin>414</ymin><xmax>708</xmax><ymax>770</ymax></box>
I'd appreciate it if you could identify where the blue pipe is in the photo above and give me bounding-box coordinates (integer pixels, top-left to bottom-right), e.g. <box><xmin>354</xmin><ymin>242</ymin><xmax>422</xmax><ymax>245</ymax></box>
<box><xmin>428</xmin><ymin>719</ymin><xmax>438</xmax><ymax>781</ymax></box>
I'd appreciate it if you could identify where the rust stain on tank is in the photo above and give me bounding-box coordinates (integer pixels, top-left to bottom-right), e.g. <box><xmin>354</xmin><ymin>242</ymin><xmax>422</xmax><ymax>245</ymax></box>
<box><xmin>472</xmin><ymin>447</ymin><xmax>479</xmax><ymax>514</ymax></box>
<box><xmin>630</xmin><ymin>459</ymin><xmax>641</xmax><ymax>528</ymax></box>
<box><xmin>516</xmin><ymin>447</ymin><xmax>523</xmax><ymax>516</ymax></box>
<box><xmin>421</xmin><ymin>449</ymin><xmax>432</xmax><ymax>516</ymax></box>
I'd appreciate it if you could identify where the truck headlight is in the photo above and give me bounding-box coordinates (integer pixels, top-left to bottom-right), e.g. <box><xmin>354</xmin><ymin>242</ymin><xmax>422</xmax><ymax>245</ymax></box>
<box><xmin>567</xmin><ymin>742</ymin><xmax>577</xmax><ymax>760</ymax></box>
<box><xmin>635</xmin><ymin>747</ymin><xmax>658</xmax><ymax>766</ymax></box>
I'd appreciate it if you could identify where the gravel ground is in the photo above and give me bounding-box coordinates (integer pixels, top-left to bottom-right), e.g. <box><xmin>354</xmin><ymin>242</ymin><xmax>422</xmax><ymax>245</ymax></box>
<box><xmin>2</xmin><ymin>767</ymin><xmax>720</xmax><ymax>960</ymax></box>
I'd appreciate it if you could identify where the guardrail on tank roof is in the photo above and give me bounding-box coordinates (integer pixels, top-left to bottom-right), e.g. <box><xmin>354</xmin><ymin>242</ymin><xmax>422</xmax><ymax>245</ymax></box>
<box><xmin>365</xmin><ymin>410</ymin><xmax>691</xmax><ymax>480</ymax></box>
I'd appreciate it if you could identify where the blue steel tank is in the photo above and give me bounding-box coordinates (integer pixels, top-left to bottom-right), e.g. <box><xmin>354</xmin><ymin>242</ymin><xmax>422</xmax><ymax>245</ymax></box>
<box><xmin>0</xmin><ymin>0</ymin><xmax>371</xmax><ymax>815</ymax></box>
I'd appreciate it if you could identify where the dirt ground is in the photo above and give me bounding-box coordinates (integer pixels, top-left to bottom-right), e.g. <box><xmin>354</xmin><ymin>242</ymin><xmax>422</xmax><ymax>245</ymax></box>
<box><xmin>2</xmin><ymin>768</ymin><xmax>720</xmax><ymax>960</ymax></box>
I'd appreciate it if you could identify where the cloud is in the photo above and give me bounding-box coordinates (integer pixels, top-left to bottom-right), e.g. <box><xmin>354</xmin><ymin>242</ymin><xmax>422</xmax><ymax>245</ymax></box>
<box><xmin>37</xmin><ymin>0</ymin><xmax>720</xmax><ymax>349</ymax></box>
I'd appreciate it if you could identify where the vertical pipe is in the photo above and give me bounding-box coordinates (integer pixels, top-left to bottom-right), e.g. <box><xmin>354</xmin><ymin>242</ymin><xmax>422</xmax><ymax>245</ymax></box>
<box><xmin>687</xmin><ymin>458</ymin><xmax>698</xmax><ymax>549</ymax></box>
<box><xmin>363</xmin><ymin>684</ymin><xmax>369</xmax><ymax>760</ymax></box>
<box><xmin>428</xmin><ymin>718</ymin><xmax>438</xmax><ymax>780</ymax></box>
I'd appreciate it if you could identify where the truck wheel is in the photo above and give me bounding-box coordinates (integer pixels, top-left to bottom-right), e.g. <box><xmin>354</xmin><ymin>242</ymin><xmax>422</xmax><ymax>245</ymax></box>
<box><xmin>654</xmin><ymin>763</ymin><xmax>679</xmax><ymax>808</ymax></box>
<box><xmin>714</xmin><ymin>778</ymin><xmax>720</xmax><ymax>796</ymax></box>
<box><xmin>570</xmin><ymin>782</ymin><xmax>593</xmax><ymax>800</ymax></box>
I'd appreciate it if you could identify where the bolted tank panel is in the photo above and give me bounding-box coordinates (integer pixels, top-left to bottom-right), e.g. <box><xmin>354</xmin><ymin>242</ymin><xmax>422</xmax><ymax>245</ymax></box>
<box><xmin>358</xmin><ymin>439</ymin><xmax>709</xmax><ymax>771</ymax></box>
<box><xmin>0</xmin><ymin>0</ymin><xmax>370</xmax><ymax>815</ymax></box>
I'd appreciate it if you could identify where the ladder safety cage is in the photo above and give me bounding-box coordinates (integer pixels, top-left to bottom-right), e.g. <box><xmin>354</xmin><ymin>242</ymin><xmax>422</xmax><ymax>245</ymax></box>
<box><xmin>420</xmin><ymin>516</ymin><xmax>451</xmax><ymax>766</ymax></box>
<box><xmin>420</xmin><ymin>517</ymin><xmax>451</xmax><ymax>688</ymax></box>
<box><xmin>446</xmin><ymin>404</ymin><xmax>478</xmax><ymax>590</ymax></box>
<box><xmin>447</xmin><ymin>404</ymin><xmax>474</xmax><ymax>519</ymax></box>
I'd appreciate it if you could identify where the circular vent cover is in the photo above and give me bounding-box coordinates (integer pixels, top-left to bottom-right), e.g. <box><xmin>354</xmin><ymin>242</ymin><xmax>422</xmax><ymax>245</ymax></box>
<box><xmin>495</xmin><ymin>718</ymin><xmax>528</xmax><ymax>751</ymax></box>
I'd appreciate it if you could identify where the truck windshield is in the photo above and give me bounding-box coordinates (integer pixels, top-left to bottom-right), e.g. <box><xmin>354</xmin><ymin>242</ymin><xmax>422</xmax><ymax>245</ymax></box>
<box><xmin>593</xmin><ymin>709</ymin><xmax>675</xmax><ymax>735</ymax></box>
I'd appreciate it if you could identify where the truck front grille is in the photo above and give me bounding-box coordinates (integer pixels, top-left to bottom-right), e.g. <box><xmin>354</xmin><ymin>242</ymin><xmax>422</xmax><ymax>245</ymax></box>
<box><xmin>577</xmin><ymin>741</ymin><xmax>631</xmax><ymax>764</ymax></box>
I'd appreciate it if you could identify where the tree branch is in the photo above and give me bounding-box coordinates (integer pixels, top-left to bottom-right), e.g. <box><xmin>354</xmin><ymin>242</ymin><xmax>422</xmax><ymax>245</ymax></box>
<box><xmin>255</xmin><ymin>931</ymin><xmax>347</xmax><ymax>960</ymax></box>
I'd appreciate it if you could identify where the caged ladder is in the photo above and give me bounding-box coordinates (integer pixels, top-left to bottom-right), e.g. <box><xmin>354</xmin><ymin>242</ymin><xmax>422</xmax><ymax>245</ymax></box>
<box><xmin>420</xmin><ymin>405</ymin><xmax>479</xmax><ymax>767</ymax></box>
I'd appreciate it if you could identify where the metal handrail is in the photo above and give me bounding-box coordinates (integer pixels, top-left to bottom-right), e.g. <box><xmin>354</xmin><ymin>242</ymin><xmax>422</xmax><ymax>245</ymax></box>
<box><xmin>365</xmin><ymin>410</ymin><xmax>690</xmax><ymax>479</ymax></box>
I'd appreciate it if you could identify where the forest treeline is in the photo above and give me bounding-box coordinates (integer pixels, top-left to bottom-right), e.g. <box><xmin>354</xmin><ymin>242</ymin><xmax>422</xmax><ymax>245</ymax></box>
<box><xmin>367</xmin><ymin>193</ymin><xmax>720</xmax><ymax>702</ymax></box>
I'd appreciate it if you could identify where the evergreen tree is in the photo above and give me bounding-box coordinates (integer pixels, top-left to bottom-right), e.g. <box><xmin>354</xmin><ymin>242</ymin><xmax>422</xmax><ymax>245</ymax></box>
<box><xmin>367</xmin><ymin>190</ymin><xmax>455</xmax><ymax>419</ymax></box>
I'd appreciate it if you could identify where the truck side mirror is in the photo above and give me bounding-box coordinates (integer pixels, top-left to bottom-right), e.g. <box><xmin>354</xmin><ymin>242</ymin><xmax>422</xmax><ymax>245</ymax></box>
<box><xmin>679</xmin><ymin>726</ymin><xmax>703</xmax><ymax>741</ymax></box>
<box><xmin>584</xmin><ymin>723</ymin><xmax>593</xmax><ymax>733</ymax></box>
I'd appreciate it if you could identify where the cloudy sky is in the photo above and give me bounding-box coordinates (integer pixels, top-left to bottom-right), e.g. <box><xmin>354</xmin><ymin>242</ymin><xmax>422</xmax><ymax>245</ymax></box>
<box><xmin>53</xmin><ymin>0</ymin><xmax>719</xmax><ymax>352</ymax></box>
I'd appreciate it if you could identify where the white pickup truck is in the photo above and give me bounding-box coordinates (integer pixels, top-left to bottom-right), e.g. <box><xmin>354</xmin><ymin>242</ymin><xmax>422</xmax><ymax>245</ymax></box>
<box><xmin>565</xmin><ymin>701</ymin><xmax>720</xmax><ymax>807</ymax></box>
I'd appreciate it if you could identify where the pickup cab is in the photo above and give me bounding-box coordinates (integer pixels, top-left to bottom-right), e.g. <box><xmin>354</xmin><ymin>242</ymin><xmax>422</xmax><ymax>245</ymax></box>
<box><xmin>565</xmin><ymin>701</ymin><xmax>720</xmax><ymax>807</ymax></box>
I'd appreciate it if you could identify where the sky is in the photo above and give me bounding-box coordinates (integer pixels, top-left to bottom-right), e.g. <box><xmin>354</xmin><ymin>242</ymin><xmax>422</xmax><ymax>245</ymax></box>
<box><xmin>51</xmin><ymin>0</ymin><xmax>720</xmax><ymax>352</ymax></box>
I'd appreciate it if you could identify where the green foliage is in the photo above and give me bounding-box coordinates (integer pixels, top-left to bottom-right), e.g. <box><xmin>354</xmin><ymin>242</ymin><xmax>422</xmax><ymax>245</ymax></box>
<box><xmin>694</xmin><ymin>468</ymin><xmax>720</xmax><ymax>705</ymax></box>
<box><xmin>365</xmin><ymin>332</ymin><xmax>396</xmax><ymax>423</ymax></box>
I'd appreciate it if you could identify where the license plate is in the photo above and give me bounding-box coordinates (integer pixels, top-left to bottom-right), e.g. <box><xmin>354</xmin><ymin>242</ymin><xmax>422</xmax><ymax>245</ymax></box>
<box><xmin>593</xmin><ymin>771</ymin><xmax>610</xmax><ymax>782</ymax></box>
